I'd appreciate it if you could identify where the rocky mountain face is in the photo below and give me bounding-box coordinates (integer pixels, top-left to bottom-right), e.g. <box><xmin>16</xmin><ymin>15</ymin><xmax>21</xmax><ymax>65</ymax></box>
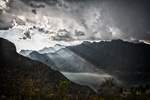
<box><xmin>68</xmin><ymin>40</ymin><xmax>150</xmax><ymax>71</ymax></box>
<box><xmin>20</xmin><ymin>39</ymin><xmax>150</xmax><ymax>87</ymax></box>
<box><xmin>67</xmin><ymin>40</ymin><xmax>150</xmax><ymax>85</ymax></box>
<box><xmin>0</xmin><ymin>38</ymin><xmax>95</xmax><ymax>97</ymax></box>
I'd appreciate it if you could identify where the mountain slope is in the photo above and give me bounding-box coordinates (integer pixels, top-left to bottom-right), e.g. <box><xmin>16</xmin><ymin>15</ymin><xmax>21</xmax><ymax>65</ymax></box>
<box><xmin>67</xmin><ymin>40</ymin><xmax>150</xmax><ymax>84</ymax></box>
<box><xmin>67</xmin><ymin>40</ymin><xmax>150</xmax><ymax>71</ymax></box>
<box><xmin>0</xmin><ymin>38</ymin><xmax>95</xmax><ymax>98</ymax></box>
<box><xmin>21</xmin><ymin>39</ymin><xmax>150</xmax><ymax>87</ymax></box>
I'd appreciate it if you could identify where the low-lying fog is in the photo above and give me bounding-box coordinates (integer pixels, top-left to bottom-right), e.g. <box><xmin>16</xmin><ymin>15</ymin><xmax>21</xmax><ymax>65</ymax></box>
<box><xmin>61</xmin><ymin>72</ymin><xmax>114</xmax><ymax>92</ymax></box>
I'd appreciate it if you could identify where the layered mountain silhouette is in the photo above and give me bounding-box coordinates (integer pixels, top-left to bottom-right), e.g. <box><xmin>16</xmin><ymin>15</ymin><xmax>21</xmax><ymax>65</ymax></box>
<box><xmin>20</xmin><ymin>39</ymin><xmax>150</xmax><ymax>87</ymax></box>
<box><xmin>68</xmin><ymin>40</ymin><xmax>150</xmax><ymax>71</ymax></box>
<box><xmin>0</xmin><ymin>38</ymin><xmax>95</xmax><ymax>97</ymax></box>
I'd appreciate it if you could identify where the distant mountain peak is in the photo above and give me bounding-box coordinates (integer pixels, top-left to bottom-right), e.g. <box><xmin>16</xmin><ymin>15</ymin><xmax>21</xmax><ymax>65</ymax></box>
<box><xmin>111</xmin><ymin>39</ymin><xmax>124</xmax><ymax>43</ymax></box>
<box><xmin>20</xmin><ymin>49</ymin><xmax>33</xmax><ymax>56</ymax></box>
<box><xmin>82</xmin><ymin>41</ymin><xmax>91</xmax><ymax>45</ymax></box>
<box><xmin>0</xmin><ymin>38</ymin><xmax>16</xmax><ymax>54</ymax></box>
<box><xmin>0</xmin><ymin>37</ymin><xmax>95</xmax><ymax>96</ymax></box>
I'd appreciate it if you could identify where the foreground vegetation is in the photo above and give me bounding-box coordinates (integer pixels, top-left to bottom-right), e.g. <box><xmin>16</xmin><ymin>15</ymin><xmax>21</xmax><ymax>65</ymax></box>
<box><xmin>0</xmin><ymin>37</ymin><xmax>95</xmax><ymax>100</ymax></box>
<box><xmin>1</xmin><ymin>75</ymin><xmax>150</xmax><ymax>100</ymax></box>
<box><xmin>0</xmin><ymin>38</ymin><xmax>150</xmax><ymax>100</ymax></box>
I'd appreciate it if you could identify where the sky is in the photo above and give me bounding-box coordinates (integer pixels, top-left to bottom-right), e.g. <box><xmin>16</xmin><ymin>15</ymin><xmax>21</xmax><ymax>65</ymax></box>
<box><xmin>0</xmin><ymin>0</ymin><xmax>150</xmax><ymax>51</ymax></box>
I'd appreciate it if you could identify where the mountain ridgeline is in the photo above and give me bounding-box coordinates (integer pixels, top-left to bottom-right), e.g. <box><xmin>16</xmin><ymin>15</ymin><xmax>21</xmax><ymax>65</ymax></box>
<box><xmin>20</xmin><ymin>39</ymin><xmax>150</xmax><ymax>86</ymax></box>
<box><xmin>0</xmin><ymin>38</ymin><xmax>95</xmax><ymax>97</ymax></box>
<box><xmin>68</xmin><ymin>40</ymin><xmax>150</xmax><ymax>71</ymax></box>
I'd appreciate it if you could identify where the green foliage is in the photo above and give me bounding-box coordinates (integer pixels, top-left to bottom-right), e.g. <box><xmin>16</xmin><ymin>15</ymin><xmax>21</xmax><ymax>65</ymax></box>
<box><xmin>98</xmin><ymin>78</ymin><xmax>120</xmax><ymax>99</ymax></box>
<box><xmin>0</xmin><ymin>68</ymin><xmax>55</xmax><ymax>100</ymax></box>
<box><xmin>0</xmin><ymin>68</ymin><xmax>35</xmax><ymax>100</ymax></box>
<box><xmin>40</xmin><ymin>83</ymin><xmax>54</xmax><ymax>99</ymax></box>
<box><xmin>93</xmin><ymin>96</ymin><xmax>105</xmax><ymax>100</ymax></box>
<box><xmin>1</xmin><ymin>68</ymin><xmax>150</xmax><ymax>100</ymax></box>
<box><xmin>16</xmin><ymin>76</ymin><xmax>35</xmax><ymax>99</ymax></box>
<box><xmin>93</xmin><ymin>96</ymin><xmax>122</xmax><ymax>100</ymax></box>
<box><xmin>125</xmin><ymin>87</ymin><xmax>140</xmax><ymax>100</ymax></box>
<box><xmin>56</xmin><ymin>81</ymin><xmax>71</xmax><ymax>100</ymax></box>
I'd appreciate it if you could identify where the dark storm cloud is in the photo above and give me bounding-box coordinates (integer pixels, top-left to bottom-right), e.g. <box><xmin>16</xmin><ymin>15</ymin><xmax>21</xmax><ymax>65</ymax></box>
<box><xmin>75</xmin><ymin>30</ymin><xmax>85</xmax><ymax>36</ymax></box>
<box><xmin>99</xmin><ymin>0</ymin><xmax>150</xmax><ymax>40</ymax></box>
<box><xmin>19</xmin><ymin>30</ymin><xmax>31</xmax><ymax>40</ymax></box>
<box><xmin>0</xmin><ymin>11</ymin><xmax>13</xmax><ymax>30</ymax></box>
<box><xmin>0</xmin><ymin>0</ymin><xmax>29</xmax><ymax>30</ymax></box>
<box><xmin>52</xmin><ymin>29</ymin><xmax>73</xmax><ymax>41</ymax></box>
<box><xmin>31</xmin><ymin>9</ymin><xmax>37</xmax><ymax>14</ymax></box>
<box><xmin>29</xmin><ymin>3</ymin><xmax>45</xmax><ymax>8</ymax></box>
<box><xmin>0</xmin><ymin>19</ymin><xmax>12</xmax><ymax>30</ymax></box>
<box><xmin>20</xmin><ymin>0</ymin><xmax>61</xmax><ymax>6</ymax></box>
<box><xmin>68</xmin><ymin>0</ymin><xmax>150</xmax><ymax>40</ymax></box>
<box><xmin>0</xmin><ymin>0</ymin><xmax>150</xmax><ymax>41</ymax></box>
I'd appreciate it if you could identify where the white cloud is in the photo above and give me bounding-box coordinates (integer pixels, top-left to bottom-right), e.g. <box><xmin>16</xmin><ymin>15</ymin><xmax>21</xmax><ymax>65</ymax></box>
<box><xmin>0</xmin><ymin>28</ymin><xmax>86</xmax><ymax>52</ymax></box>
<box><xmin>0</xmin><ymin>0</ymin><xmax>9</xmax><ymax>10</ymax></box>
<box><xmin>0</xmin><ymin>0</ymin><xmax>150</xmax><ymax>51</ymax></box>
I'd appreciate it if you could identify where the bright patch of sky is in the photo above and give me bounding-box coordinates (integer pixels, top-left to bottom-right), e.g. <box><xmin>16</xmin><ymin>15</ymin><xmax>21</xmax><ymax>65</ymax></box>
<box><xmin>0</xmin><ymin>0</ymin><xmax>150</xmax><ymax>51</ymax></box>
<box><xmin>0</xmin><ymin>0</ymin><xmax>9</xmax><ymax>10</ymax></box>
<box><xmin>0</xmin><ymin>28</ymin><xmax>95</xmax><ymax>52</ymax></box>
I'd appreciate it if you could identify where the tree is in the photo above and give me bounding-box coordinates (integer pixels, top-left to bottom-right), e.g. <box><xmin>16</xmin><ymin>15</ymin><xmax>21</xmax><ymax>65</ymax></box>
<box><xmin>56</xmin><ymin>81</ymin><xmax>71</xmax><ymax>100</ymax></box>
<box><xmin>98</xmin><ymin>78</ymin><xmax>120</xmax><ymax>99</ymax></box>
<box><xmin>40</xmin><ymin>83</ymin><xmax>54</xmax><ymax>99</ymax></box>
<box><xmin>125</xmin><ymin>87</ymin><xmax>140</xmax><ymax>100</ymax></box>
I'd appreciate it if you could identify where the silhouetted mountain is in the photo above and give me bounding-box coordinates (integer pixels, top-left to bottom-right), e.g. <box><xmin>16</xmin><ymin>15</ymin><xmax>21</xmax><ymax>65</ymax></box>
<box><xmin>38</xmin><ymin>44</ymin><xmax>65</xmax><ymax>54</ymax></box>
<box><xmin>21</xmin><ymin>39</ymin><xmax>150</xmax><ymax>87</ymax></box>
<box><xmin>28</xmin><ymin>47</ymin><xmax>96</xmax><ymax>72</ymax></box>
<box><xmin>67</xmin><ymin>40</ymin><xmax>150</xmax><ymax>84</ymax></box>
<box><xmin>28</xmin><ymin>51</ymin><xmax>58</xmax><ymax>70</ymax></box>
<box><xmin>0</xmin><ymin>38</ymin><xmax>95</xmax><ymax>97</ymax></box>
<box><xmin>38</xmin><ymin>47</ymin><xmax>55</xmax><ymax>54</ymax></box>
<box><xmin>81</xmin><ymin>41</ymin><xmax>91</xmax><ymax>45</ymax></box>
<box><xmin>131</xmin><ymin>40</ymin><xmax>144</xmax><ymax>44</ymax></box>
<box><xmin>68</xmin><ymin>39</ymin><xmax>150</xmax><ymax>71</ymax></box>
<box><xmin>20</xmin><ymin>49</ymin><xmax>33</xmax><ymax>56</ymax></box>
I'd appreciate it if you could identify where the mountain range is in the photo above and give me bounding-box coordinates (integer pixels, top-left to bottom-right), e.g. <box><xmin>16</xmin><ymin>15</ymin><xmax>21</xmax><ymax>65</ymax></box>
<box><xmin>20</xmin><ymin>39</ymin><xmax>150</xmax><ymax>89</ymax></box>
<box><xmin>0</xmin><ymin>37</ymin><xmax>95</xmax><ymax>97</ymax></box>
